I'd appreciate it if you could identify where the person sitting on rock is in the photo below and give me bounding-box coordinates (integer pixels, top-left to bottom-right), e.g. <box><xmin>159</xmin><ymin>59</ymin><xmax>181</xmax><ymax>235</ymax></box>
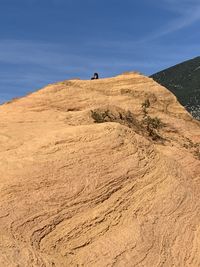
<box><xmin>91</xmin><ymin>72</ymin><xmax>99</xmax><ymax>80</ymax></box>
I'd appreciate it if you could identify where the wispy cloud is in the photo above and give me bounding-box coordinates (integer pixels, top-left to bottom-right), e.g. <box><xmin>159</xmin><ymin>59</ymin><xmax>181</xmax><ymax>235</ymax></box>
<box><xmin>0</xmin><ymin>40</ymin><xmax>89</xmax><ymax>71</ymax></box>
<box><xmin>149</xmin><ymin>0</ymin><xmax>200</xmax><ymax>39</ymax></box>
<box><xmin>0</xmin><ymin>39</ymin><xmax>162</xmax><ymax>75</ymax></box>
<box><xmin>86</xmin><ymin>0</ymin><xmax>200</xmax><ymax>50</ymax></box>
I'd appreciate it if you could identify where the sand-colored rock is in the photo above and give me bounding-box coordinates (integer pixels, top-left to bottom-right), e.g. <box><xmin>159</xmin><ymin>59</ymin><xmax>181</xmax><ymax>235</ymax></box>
<box><xmin>0</xmin><ymin>72</ymin><xmax>200</xmax><ymax>266</ymax></box>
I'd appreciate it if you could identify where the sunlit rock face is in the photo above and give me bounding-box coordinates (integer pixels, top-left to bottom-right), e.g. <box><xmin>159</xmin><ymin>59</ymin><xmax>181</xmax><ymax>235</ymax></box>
<box><xmin>0</xmin><ymin>72</ymin><xmax>200</xmax><ymax>267</ymax></box>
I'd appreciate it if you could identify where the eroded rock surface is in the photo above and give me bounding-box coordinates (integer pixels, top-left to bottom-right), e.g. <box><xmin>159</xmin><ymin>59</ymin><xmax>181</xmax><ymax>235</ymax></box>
<box><xmin>0</xmin><ymin>73</ymin><xmax>200</xmax><ymax>266</ymax></box>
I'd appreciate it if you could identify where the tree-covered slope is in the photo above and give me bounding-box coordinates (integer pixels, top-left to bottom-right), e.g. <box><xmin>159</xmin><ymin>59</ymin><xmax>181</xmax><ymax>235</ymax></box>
<box><xmin>151</xmin><ymin>57</ymin><xmax>200</xmax><ymax>120</ymax></box>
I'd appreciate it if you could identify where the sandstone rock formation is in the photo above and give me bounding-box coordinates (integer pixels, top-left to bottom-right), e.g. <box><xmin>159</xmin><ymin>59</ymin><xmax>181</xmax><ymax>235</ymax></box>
<box><xmin>0</xmin><ymin>72</ymin><xmax>200</xmax><ymax>266</ymax></box>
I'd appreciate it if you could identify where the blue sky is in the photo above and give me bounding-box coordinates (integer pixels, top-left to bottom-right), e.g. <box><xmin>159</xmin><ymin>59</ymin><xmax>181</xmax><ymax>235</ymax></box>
<box><xmin>0</xmin><ymin>0</ymin><xmax>200</xmax><ymax>103</ymax></box>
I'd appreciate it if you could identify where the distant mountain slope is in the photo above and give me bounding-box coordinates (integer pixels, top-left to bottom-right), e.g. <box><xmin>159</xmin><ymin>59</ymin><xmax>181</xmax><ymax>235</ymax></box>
<box><xmin>151</xmin><ymin>57</ymin><xmax>200</xmax><ymax>120</ymax></box>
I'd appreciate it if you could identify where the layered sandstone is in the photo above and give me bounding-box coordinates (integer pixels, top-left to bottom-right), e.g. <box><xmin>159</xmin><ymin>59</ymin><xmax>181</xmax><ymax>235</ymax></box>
<box><xmin>0</xmin><ymin>72</ymin><xmax>200</xmax><ymax>266</ymax></box>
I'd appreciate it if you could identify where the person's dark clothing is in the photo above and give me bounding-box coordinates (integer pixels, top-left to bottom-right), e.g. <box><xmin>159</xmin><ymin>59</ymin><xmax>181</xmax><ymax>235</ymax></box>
<box><xmin>91</xmin><ymin>73</ymin><xmax>99</xmax><ymax>80</ymax></box>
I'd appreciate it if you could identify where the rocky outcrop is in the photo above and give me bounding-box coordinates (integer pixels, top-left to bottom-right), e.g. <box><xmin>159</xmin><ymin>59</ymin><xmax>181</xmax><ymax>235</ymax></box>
<box><xmin>0</xmin><ymin>72</ymin><xmax>199</xmax><ymax>266</ymax></box>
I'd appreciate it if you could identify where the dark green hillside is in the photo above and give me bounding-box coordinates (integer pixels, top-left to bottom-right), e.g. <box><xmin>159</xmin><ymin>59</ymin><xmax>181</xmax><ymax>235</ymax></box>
<box><xmin>151</xmin><ymin>57</ymin><xmax>200</xmax><ymax>120</ymax></box>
